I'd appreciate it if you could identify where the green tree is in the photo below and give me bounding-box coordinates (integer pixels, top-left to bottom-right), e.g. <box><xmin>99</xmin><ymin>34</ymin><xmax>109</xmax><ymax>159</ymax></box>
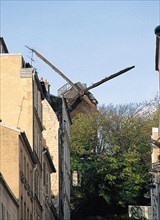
<box><xmin>70</xmin><ymin>100</ymin><xmax>158</xmax><ymax>219</ymax></box>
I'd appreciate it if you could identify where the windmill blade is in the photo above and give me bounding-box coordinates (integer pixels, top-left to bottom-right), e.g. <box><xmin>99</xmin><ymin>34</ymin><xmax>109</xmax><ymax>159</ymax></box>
<box><xmin>25</xmin><ymin>46</ymin><xmax>135</xmax><ymax>99</ymax></box>
<box><xmin>25</xmin><ymin>46</ymin><xmax>80</xmax><ymax>93</ymax></box>
<box><xmin>83</xmin><ymin>66</ymin><xmax>135</xmax><ymax>93</ymax></box>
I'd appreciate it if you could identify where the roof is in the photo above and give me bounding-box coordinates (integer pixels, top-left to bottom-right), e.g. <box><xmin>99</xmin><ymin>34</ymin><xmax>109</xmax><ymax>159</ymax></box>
<box><xmin>0</xmin><ymin>37</ymin><xmax>9</xmax><ymax>53</ymax></box>
<box><xmin>0</xmin><ymin>122</ymin><xmax>22</xmax><ymax>133</ymax></box>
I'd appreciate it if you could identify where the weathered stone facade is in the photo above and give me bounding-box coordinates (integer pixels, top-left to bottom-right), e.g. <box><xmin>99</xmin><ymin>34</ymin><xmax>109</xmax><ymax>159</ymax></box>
<box><xmin>0</xmin><ymin>173</ymin><xmax>18</xmax><ymax>220</ymax></box>
<box><xmin>0</xmin><ymin>38</ymin><xmax>58</xmax><ymax>220</ymax></box>
<box><xmin>42</xmin><ymin>99</ymin><xmax>59</xmax><ymax>212</ymax></box>
<box><xmin>41</xmin><ymin>81</ymin><xmax>71</xmax><ymax>220</ymax></box>
<box><xmin>0</xmin><ymin>124</ymin><xmax>34</xmax><ymax>220</ymax></box>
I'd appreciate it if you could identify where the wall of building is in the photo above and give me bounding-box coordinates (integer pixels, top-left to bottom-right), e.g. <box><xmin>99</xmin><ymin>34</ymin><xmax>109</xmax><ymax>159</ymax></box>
<box><xmin>151</xmin><ymin>127</ymin><xmax>160</xmax><ymax>220</ymax></box>
<box><xmin>0</xmin><ymin>174</ymin><xmax>18</xmax><ymax>220</ymax></box>
<box><xmin>0</xmin><ymin>125</ymin><xmax>19</xmax><ymax>198</ymax></box>
<box><xmin>19</xmin><ymin>135</ymin><xmax>34</xmax><ymax>220</ymax></box>
<box><xmin>42</xmin><ymin>92</ymin><xmax>71</xmax><ymax>220</ymax></box>
<box><xmin>151</xmin><ymin>127</ymin><xmax>160</xmax><ymax>163</ymax></box>
<box><xmin>0</xmin><ymin>40</ymin><xmax>66</xmax><ymax>220</ymax></box>
<box><xmin>42</xmin><ymin>150</ymin><xmax>56</xmax><ymax>220</ymax></box>
<box><xmin>0</xmin><ymin>54</ymin><xmax>33</xmax><ymax>147</ymax></box>
<box><xmin>61</xmin><ymin>98</ymin><xmax>71</xmax><ymax>220</ymax></box>
<box><xmin>42</xmin><ymin>99</ymin><xmax>59</xmax><ymax>213</ymax></box>
<box><xmin>0</xmin><ymin>124</ymin><xmax>35</xmax><ymax>220</ymax></box>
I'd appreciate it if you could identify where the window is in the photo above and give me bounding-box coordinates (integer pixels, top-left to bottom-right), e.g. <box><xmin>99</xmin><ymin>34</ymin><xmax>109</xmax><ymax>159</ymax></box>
<box><xmin>34</xmin><ymin>82</ymin><xmax>38</xmax><ymax>110</ymax></box>
<box><xmin>40</xmin><ymin>135</ymin><xmax>42</xmax><ymax>163</ymax></box>
<box><xmin>21</xmin><ymin>196</ymin><xmax>23</xmax><ymax>220</ymax></box>
<box><xmin>30</xmin><ymin>169</ymin><xmax>32</xmax><ymax>186</ymax></box>
<box><xmin>7</xmin><ymin>211</ymin><xmax>10</xmax><ymax>220</ymax></box>
<box><xmin>46</xmin><ymin>173</ymin><xmax>49</xmax><ymax>195</ymax></box>
<box><xmin>1</xmin><ymin>203</ymin><xmax>5</xmax><ymax>220</ymax></box>
<box><xmin>38</xmin><ymin>91</ymin><xmax>41</xmax><ymax>118</ymax></box>
<box><xmin>43</xmin><ymin>162</ymin><xmax>46</xmax><ymax>185</ymax></box>
<box><xmin>24</xmin><ymin>157</ymin><xmax>26</xmax><ymax>177</ymax></box>
<box><xmin>34</xmin><ymin>171</ymin><xmax>38</xmax><ymax>196</ymax></box>
<box><xmin>27</xmin><ymin>163</ymin><xmax>29</xmax><ymax>182</ymax></box>
<box><xmin>27</xmin><ymin>208</ymin><xmax>29</xmax><ymax>220</ymax></box>
<box><xmin>20</xmin><ymin>149</ymin><xmax>23</xmax><ymax>170</ymax></box>
<box><xmin>34</xmin><ymin>126</ymin><xmax>38</xmax><ymax>153</ymax></box>
<box><xmin>37</xmin><ymin>133</ymin><xmax>40</xmax><ymax>160</ymax></box>
<box><xmin>72</xmin><ymin>171</ymin><xmax>81</xmax><ymax>186</ymax></box>
<box><xmin>24</xmin><ymin>203</ymin><xmax>26</xmax><ymax>220</ymax></box>
<box><xmin>37</xmin><ymin>132</ymin><xmax>42</xmax><ymax>163</ymax></box>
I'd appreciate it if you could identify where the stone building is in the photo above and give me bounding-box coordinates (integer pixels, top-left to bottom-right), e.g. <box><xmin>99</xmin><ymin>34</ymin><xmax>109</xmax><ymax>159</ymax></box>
<box><xmin>150</xmin><ymin>128</ymin><xmax>160</xmax><ymax>220</ymax></box>
<box><xmin>0</xmin><ymin>38</ymin><xmax>58</xmax><ymax>219</ymax></box>
<box><xmin>41</xmin><ymin>81</ymin><xmax>71</xmax><ymax>220</ymax></box>
<box><xmin>149</xmin><ymin>25</ymin><xmax>160</xmax><ymax>220</ymax></box>
<box><xmin>0</xmin><ymin>173</ymin><xmax>18</xmax><ymax>220</ymax></box>
<box><xmin>0</xmin><ymin>124</ymin><xmax>35</xmax><ymax>220</ymax></box>
<box><xmin>60</xmin><ymin>97</ymin><xmax>71</xmax><ymax>220</ymax></box>
<box><xmin>0</xmin><ymin>49</ymin><xmax>44</xmax><ymax>219</ymax></box>
<box><xmin>42</xmin><ymin>146</ymin><xmax>57</xmax><ymax>220</ymax></box>
<box><xmin>42</xmin><ymin>98</ymin><xmax>60</xmax><ymax>214</ymax></box>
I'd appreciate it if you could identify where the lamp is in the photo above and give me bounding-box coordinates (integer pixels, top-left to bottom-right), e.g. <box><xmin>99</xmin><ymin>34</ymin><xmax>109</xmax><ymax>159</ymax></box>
<box><xmin>155</xmin><ymin>25</ymin><xmax>160</xmax><ymax>37</ymax></box>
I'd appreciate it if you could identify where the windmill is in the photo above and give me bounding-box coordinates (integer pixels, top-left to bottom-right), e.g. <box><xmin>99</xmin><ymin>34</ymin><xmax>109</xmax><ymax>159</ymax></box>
<box><xmin>26</xmin><ymin>46</ymin><xmax>135</xmax><ymax>116</ymax></box>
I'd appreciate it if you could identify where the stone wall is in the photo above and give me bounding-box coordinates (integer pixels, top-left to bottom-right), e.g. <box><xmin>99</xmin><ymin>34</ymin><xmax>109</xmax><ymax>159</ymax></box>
<box><xmin>42</xmin><ymin>99</ymin><xmax>59</xmax><ymax>213</ymax></box>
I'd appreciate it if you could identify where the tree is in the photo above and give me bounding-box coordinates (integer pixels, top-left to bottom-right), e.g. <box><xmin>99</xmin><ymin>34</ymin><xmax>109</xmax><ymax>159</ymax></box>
<box><xmin>70</xmin><ymin>100</ymin><xmax>158</xmax><ymax>219</ymax></box>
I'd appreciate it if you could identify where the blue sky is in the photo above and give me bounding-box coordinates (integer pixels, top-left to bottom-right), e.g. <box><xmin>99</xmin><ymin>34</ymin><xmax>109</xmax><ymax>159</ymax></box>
<box><xmin>1</xmin><ymin>0</ymin><xmax>159</xmax><ymax>106</ymax></box>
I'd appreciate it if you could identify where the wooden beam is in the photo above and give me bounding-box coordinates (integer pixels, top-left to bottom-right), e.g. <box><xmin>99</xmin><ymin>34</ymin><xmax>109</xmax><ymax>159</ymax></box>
<box><xmin>83</xmin><ymin>66</ymin><xmax>135</xmax><ymax>93</ymax></box>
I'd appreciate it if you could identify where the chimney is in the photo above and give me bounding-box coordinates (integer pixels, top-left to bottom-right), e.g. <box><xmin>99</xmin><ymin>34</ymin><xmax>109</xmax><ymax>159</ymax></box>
<box><xmin>40</xmin><ymin>77</ymin><xmax>50</xmax><ymax>94</ymax></box>
<box><xmin>44</xmin><ymin>80</ymin><xmax>50</xmax><ymax>94</ymax></box>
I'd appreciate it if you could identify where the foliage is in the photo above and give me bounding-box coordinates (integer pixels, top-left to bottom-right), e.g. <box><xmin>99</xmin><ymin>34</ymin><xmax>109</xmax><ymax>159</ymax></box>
<box><xmin>70</xmin><ymin>100</ymin><xmax>158</xmax><ymax>219</ymax></box>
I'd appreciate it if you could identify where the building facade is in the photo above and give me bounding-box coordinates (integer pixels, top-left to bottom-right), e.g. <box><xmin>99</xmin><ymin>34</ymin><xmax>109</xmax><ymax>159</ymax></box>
<box><xmin>150</xmin><ymin>128</ymin><xmax>160</xmax><ymax>220</ymax></box>
<box><xmin>0</xmin><ymin>124</ymin><xmax>35</xmax><ymax>220</ymax></box>
<box><xmin>0</xmin><ymin>38</ymin><xmax>58</xmax><ymax>219</ymax></box>
<box><xmin>41</xmin><ymin>81</ymin><xmax>71</xmax><ymax>220</ymax></box>
<box><xmin>149</xmin><ymin>26</ymin><xmax>160</xmax><ymax>220</ymax></box>
<box><xmin>60</xmin><ymin>97</ymin><xmax>71</xmax><ymax>220</ymax></box>
<box><xmin>42</xmin><ymin>147</ymin><xmax>57</xmax><ymax>220</ymax></box>
<box><xmin>42</xmin><ymin>98</ymin><xmax>60</xmax><ymax>215</ymax></box>
<box><xmin>0</xmin><ymin>173</ymin><xmax>18</xmax><ymax>220</ymax></box>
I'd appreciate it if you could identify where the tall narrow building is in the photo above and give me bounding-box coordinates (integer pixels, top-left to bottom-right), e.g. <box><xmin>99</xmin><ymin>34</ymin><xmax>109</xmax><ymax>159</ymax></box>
<box><xmin>0</xmin><ymin>38</ymin><xmax>58</xmax><ymax>220</ymax></box>
<box><xmin>41</xmin><ymin>81</ymin><xmax>71</xmax><ymax>220</ymax></box>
